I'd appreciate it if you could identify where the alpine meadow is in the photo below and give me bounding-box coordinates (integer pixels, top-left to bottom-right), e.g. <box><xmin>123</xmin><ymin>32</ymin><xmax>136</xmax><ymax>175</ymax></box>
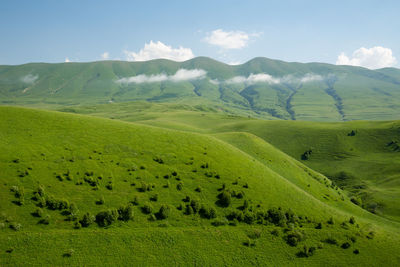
<box><xmin>1</xmin><ymin>1</ymin><xmax>400</xmax><ymax>266</ymax></box>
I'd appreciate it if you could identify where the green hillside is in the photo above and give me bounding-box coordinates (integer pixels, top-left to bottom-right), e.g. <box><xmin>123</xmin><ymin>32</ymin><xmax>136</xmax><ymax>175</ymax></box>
<box><xmin>1</xmin><ymin>106</ymin><xmax>400</xmax><ymax>266</ymax></box>
<box><xmin>66</xmin><ymin>101</ymin><xmax>400</xmax><ymax>223</ymax></box>
<box><xmin>1</xmin><ymin>57</ymin><xmax>400</xmax><ymax>121</ymax></box>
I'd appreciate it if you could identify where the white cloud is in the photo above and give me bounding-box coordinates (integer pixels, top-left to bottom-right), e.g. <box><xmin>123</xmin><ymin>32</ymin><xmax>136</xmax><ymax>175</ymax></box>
<box><xmin>225</xmin><ymin>73</ymin><xmax>323</xmax><ymax>85</ymax></box>
<box><xmin>336</xmin><ymin>46</ymin><xmax>397</xmax><ymax>69</ymax></box>
<box><xmin>227</xmin><ymin>61</ymin><xmax>242</xmax><ymax>65</ymax></box>
<box><xmin>124</xmin><ymin>41</ymin><xmax>195</xmax><ymax>62</ymax></box>
<box><xmin>21</xmin><ymin>74</ymin><xmax>39</xmax><ymax>84</ymax></box>
<box><xmin>101</xmin><ymin>52</ymin><xmax>110</xmax><ymax>60</ymax></box>
<box><xmin>65</xmin><ymin>57</ymin><xmax>71</xmax><ymax>63</ymax></box>
<box><xmin>204</xmin><ymin>29</ymin><xmax>259</xmax><ymax>49</ymax></box>
<box><xmin>116</xmin><ymin>68</ymin><xmax>206</xmax><ymax>84</ymax></box>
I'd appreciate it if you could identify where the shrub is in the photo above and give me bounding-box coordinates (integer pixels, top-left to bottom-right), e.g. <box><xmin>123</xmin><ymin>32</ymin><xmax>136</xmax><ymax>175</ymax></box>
<box><xmin>157</xmin><ymin>205</ymin><xmax>170</xmax><ymax>220</ymax></box>
<box><xmin>33</xmin><ymin>208</ymin><xmax>43</xmax><ymax>217</ymax></box>
<box><xmin>227</xmin><ymin>210</ymin><xmax>244</xmax><ymax>222</ymax></box>
<box><xmin>350</xmin><ymin>197</ymin><xmax>362</xmax><ymax>206</ymax></box>
<box><xmin>142</xmin><ymin>203</ymin><xmax>153</xmax><ymax>214</ymax></box>
<box><xmin>341</xmin><ymin>242</ymin><xmax>351</xmax><ymax>249</ymax></box>
<box><xmin>327</xmin><ymin>217</ymin><xmax>334</xmax><ymax>225</ymax></box>
<box><xmin>324</xmin><ymin>237</ymin><xmax>338</xmax><ymax>245</ymax></box>
<box><xmin>176</xmin><ymin>182</ymin><xmax>183</xmax><ymax>191</ymax></box>
<box><xmin>244</xmin><ymin>211</ymin><xmax>256</xmax><ymax>224</ymax></box>
<box><xmin>9</xmin><ymin>222</ymin><xmax>21</xmax><ymax>231</ymax></box>
<box><xmin>80</xmin><ymin>212</ymin><xmax>95</xmax><ymax>227</ymax></box>
<box><xmin>243</xmin><ymin>238</ymin><xmax>256</xmax><ymax>247</ymax></box>
<box><xmin>217</xmin><ymin>190</ymin><xmax>232</xmax><ymax>207</ymax></box>
<box><xmin>353</xmin><ymin>249</ymin><xmax>360</xmax><ymax>254</ymax></box>
<box><xmin>150</xmin><ymin>194</ymin><xmax>159</xmax><ymax>202</ymax></box>
<box><xmin>243</xmin><ymin>200</ymin><xmax>249</xmax><ymax>210</ymax></box>
<box><xmin>118</xmin><ymin>204</ymin><xmax>134</xmax><ymax>221</ymax></box>
<box><xmin>39</xmin><ymin>215</ymin><xmax>51</xmax><ymax>225</ymax></box>
<box><xmin>286</xmin><ymin>230</ymin><xmax>304</xmax><ymax>247</ymax></box>
<box><xmin>267</xmin><ymin>208</ymin><xmax>287</xmax><ymax>226</ymax></box>
<box><xmin>96</xmin><ymin>196</ymin><xmax>105</xmax><ymax>205</ymax></box>
<box><xmin>315</xmin><ymin>222</ymin><xmax>322</xmax><ymax>229</ymax></box>
<box><xmin>199</xmin><ymin>206</ymin><xmax>217</xmax><ymax>219</ymax></box>
<box><xmin>74</xmin><ymin>221</ymin><xmax>82</xmax><ymax>229</ymax></box>
<box><xmin>236</xmin><ymin>191</ymin><xmax>244</xmax><ymax>199</ymax></box>
<box><xmin>185</xmin><ymin>205</ymin><xmax>194</xmax><ymax>215</ymax></box>
<box><xmin>297</xmin><ymin>245</ymin><xmax>316</xmax><ymax>257</ymax></box>
<box><xmin>271</xmin><ymin>229</ymin><xmax>280</xmax><ymax>237</ymax></box>
<box><xmin>63</xmin><ymin>249</ymin><xmax>74</xmax><ymax>258</ymax></box>
<box><xmin>349</xmin><ymin>216</ymin><xmax>356</xmax><ymax>224</ymax></box>
<box><xmin>211</xmin><ymin>218</ymin><xmax>227</xmax><ymax>226</ymax></box>
<box><xmin>190</xmin><ymin>199</ymin><xmax>200</xmax><ymax>213</ymax></box>
<box><xmin>106</xmin><ymin>181</ymin><xmax>113</xmax><ymax>190</ymax></box>
<box><xmin>195</xmin><ymin>186</ymin><xmax>202</xmax><ymax>192</ymax></box>
<box><xmin>149</xmin><ymin>214</ymin><xmax>157</xmax><ymax>221</ymax></box>
<box><xmin>132</xmin><ymin>195</ymin><xmax>139</xmax><ymax>206</ymax></box>
<box><xmin>96</xmin><ymin>209</ymin><xmax>119</xmax><ymax>226</ymax></box>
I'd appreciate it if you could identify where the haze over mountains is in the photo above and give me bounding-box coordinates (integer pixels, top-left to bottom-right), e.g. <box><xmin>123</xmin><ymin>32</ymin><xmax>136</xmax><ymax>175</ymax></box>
<box><xmin>1</xmin><ymin>57</ymin><xmax>400</xmax><ymax>121</ymax></box>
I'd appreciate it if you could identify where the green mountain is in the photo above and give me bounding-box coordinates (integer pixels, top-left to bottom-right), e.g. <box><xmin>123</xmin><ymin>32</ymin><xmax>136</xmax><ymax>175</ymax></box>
<box><xmin>1</xmin><ymin>57</ymin><xmax>400</xmax><ymax>121</ymax></box>
<box><xmin>1</xmin><ymin>106</ymin><xmax>400</xmax><ymax>266</ymax></box>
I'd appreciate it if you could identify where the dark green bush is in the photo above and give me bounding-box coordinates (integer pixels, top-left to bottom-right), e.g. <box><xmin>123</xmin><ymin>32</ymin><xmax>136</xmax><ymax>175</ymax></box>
<box><xmin>297</xmin><ymin>245</ymin><xmax>316</xmax><ymax>257</ymax></box>
<box><xmin>80</xmin><ymin>212</ymin><xmax>95</xmax><ymax>227</ymax></box>
<box><xmin>217</xmin><ymin>190</ymin><xmax>232</xmax><ymax>207</ymax></box>
<box><xmin>118</xmin><ymin>204</ymin><xmax>134</xmax><ymax>221</ymax></box>
<box><xmin>190</xmin><ymin>199</ymin><xmax>200</xmax><ymax>213</ymax></box>
<box><xmin>195</xmin><ymin>186</ymin><xmax>202</xmax><ymax>192</ymax></box>
<box><xmin>315</xmin><ymin>222</ymin><xmax>322</xmax><ymax>229</ymax></box>
<box><xmin>156</xmin><ymin>205</ymin><xmax>170</xmax><ymax>220</ymax></box>
<box><xmin>96</xmin><ymin>209</ymin><xmax>119</xmax><ymax>226</ymax></box>
<box><xmin>286</xmin><ymin>230</ymin><xmax>304</xmax><ymax>247</ymax></box>
<box><xmin>33</xmin><ymin>208</ymin><xmax>43</xmax><ymax>217</ymax></box>
<box><xmin>350</xmin><ymin>197</ymin><xmax>362</xmax><ymax>206</ymax></box>
<box><xmin>324</xmin><ymin>237</ymin><xmax>338</xmax><ymax>245</ymax></box>
<box><xmin>185</xmin><ymin>205</ymin><xmax>194</xmax><ymax>215</ymax></box>
<box><xmin>142</xmin><ymin>203</ymin><xmax>153</xmax><ymax>214</ymax></box>
<box><xmin>267</xmin><ymin>207</ymin><xmax>287</xmax><ymax>226</ymax></box>
<box><xmin>349</xmin><ymin>216</ymin><xmax>356</xmax><ymax>224</ymax></box>
<box><xmin>227</xmin><ymin>210</ymin><xmax>244</xmax><ymax>222</ymax></box>
<box><xmin>176</xmin><ymin>182</ymin><xmax>183</xmax><ymax>191</ymax></box>
<box><xmin>199</xmin><ymin>206</ymin><xmax>217</xmax><ymax>219</ymax></box>
<box><xmin>150</xmin><ymin>194</ymin><xmax>158</xmax><ymax>202</ymax></box>
<box><xmin>327</xmin><ymin>217</ymin><xmax>334</xmax><ymax>225</ymax></box>
<box><xmin>341</xmin><ymin>242</ymin><xmax>351</xmax><ymax>249</ymax></box>
<box><xmin>39</xmin><ymin>215</ymin><xmax>51</xmax><ymax>225</ymax></box>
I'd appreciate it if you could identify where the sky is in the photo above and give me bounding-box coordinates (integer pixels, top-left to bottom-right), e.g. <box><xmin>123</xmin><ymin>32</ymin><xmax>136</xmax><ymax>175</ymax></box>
<box><xmin>0</xmin><ymin>0</ymin><xmax>399</xmax><ymax>69</ymax></box>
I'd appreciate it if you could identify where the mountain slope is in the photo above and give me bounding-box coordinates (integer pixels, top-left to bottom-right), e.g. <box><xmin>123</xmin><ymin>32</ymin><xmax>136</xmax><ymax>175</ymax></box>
<box><xmin>1</xmin><ymin>57</ymin><xmax>400</xmax><ymax>121</ymax></box>
<box><xmin>1</xmin><ymin>106</ymin><xmax>400</xmax><ymax>266</ymax></box>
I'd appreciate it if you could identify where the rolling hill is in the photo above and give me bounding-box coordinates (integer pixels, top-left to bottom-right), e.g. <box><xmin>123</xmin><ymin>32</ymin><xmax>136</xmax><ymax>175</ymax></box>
<box><xmin>1</xmin><ymin>57</ymin><xmax>400</xmax><ymax>121</ymax></box>
<box><xmin>1</xmin><ymin>106</ymin><xmax>400</xmax><ymax>266</ymax></box>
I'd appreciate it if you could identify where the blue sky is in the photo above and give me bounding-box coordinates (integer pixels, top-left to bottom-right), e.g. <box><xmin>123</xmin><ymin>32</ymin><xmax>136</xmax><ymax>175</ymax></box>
<box><xmin>0</xmin><ymin>0</ymin><xmax>399</xmax><ymax>68</ymax></box>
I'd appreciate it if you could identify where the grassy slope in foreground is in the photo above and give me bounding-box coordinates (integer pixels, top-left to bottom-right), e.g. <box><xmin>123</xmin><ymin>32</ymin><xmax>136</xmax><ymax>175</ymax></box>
<box><xmin>71</xmin><ymin>101</ymin><xmax>400</xmax><ymax>223</ymax></box>
<box><xmin>0</xmin><ymin>106</ymin><xmax>399</xmax><ymax>266</ymax></box>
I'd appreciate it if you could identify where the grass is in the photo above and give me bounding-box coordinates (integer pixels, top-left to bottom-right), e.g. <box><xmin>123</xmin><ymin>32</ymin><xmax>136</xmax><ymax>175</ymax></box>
<box><xmin>1</xmin><ymin>105</ymin><xmax>400</xmax><ymax>265</ymax></box>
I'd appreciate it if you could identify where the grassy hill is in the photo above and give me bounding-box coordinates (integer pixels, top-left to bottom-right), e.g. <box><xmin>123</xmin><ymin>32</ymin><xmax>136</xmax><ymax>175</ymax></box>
<box><xmin>66</xmin><ymin>101</ymin><xmax>400</xmax><ymax>223</ymax></box>
<box><xmin>1</xmin><ymin>106</ymin><xmax>400</xmax><ymax>266</ymax></box>
<box><xmin>1</xmin><ymin>57</ymin><xmax>400</xmax><ymax>121</ymax></box>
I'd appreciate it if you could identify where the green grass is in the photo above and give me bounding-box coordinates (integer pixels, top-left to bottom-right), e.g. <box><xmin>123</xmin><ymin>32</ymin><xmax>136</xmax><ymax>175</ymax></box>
<box><xmin>1</xmin><ymin>106</ymin><xmax>400</xmax><ymax>266</ymax></box>
<box><xmin>64</xmin><ymin>101</ymin><xmax>400</xmax><ymax>223</ymax></box>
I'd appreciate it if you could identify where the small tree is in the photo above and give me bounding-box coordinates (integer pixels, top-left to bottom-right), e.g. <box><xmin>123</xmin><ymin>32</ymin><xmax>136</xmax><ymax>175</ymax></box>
<box><xmin>157</xmin><ymin>205</ymin><xmax>170</xmax><ymax>220</ymax></box>
<box><xmin>142</xmin><ymin>202</ymin><xmax>153</xmax><ymax>214</ymax></box>
<box><xmin>218</xmin><ymin>190</ymin><xmax>232</xmax><ymax>207</ymax></box>
<box><xmin>118</xmin><ymin>204</ymin><xmax>134</xmax><ymax>221</ymax></box>
<box><xmin>80</xmin><ymin>212</ymin><xmax>95</xmax><ymax>227</ymax></box>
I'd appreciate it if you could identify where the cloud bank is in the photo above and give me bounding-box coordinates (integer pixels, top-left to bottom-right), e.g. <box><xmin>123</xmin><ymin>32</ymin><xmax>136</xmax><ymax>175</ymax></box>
<box><xmin>336</xmin><ymin>46</ymin><xmax>397</xmax><ymax>69</ymax></box>
<box><xmin>101</xmin><ymin>52</ymin><xmax>110</xmax><ymax>60</ymax></box>
<box><xmin>204</xmin><ymin>29</ymin><xmax>260</xmax><ymax>49</ymax></box>
<box><xmin>224</xmin><ymin>73</ymin><xmax>323</xmax><ymax>85</ymax></box>
<box><xmin>21</xmin><ymin>74</ymin><xmax>39</xmax><ymax>84</ymax></box>
<box><xmin>124</xmin><ymin>41</ymin><xmax>195</xmax><ymax>62</ymax></box>
<box><xmin>116</xmin><ymin>68</ymin><xmax>207</xmax><ymax>84</ymax></box>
